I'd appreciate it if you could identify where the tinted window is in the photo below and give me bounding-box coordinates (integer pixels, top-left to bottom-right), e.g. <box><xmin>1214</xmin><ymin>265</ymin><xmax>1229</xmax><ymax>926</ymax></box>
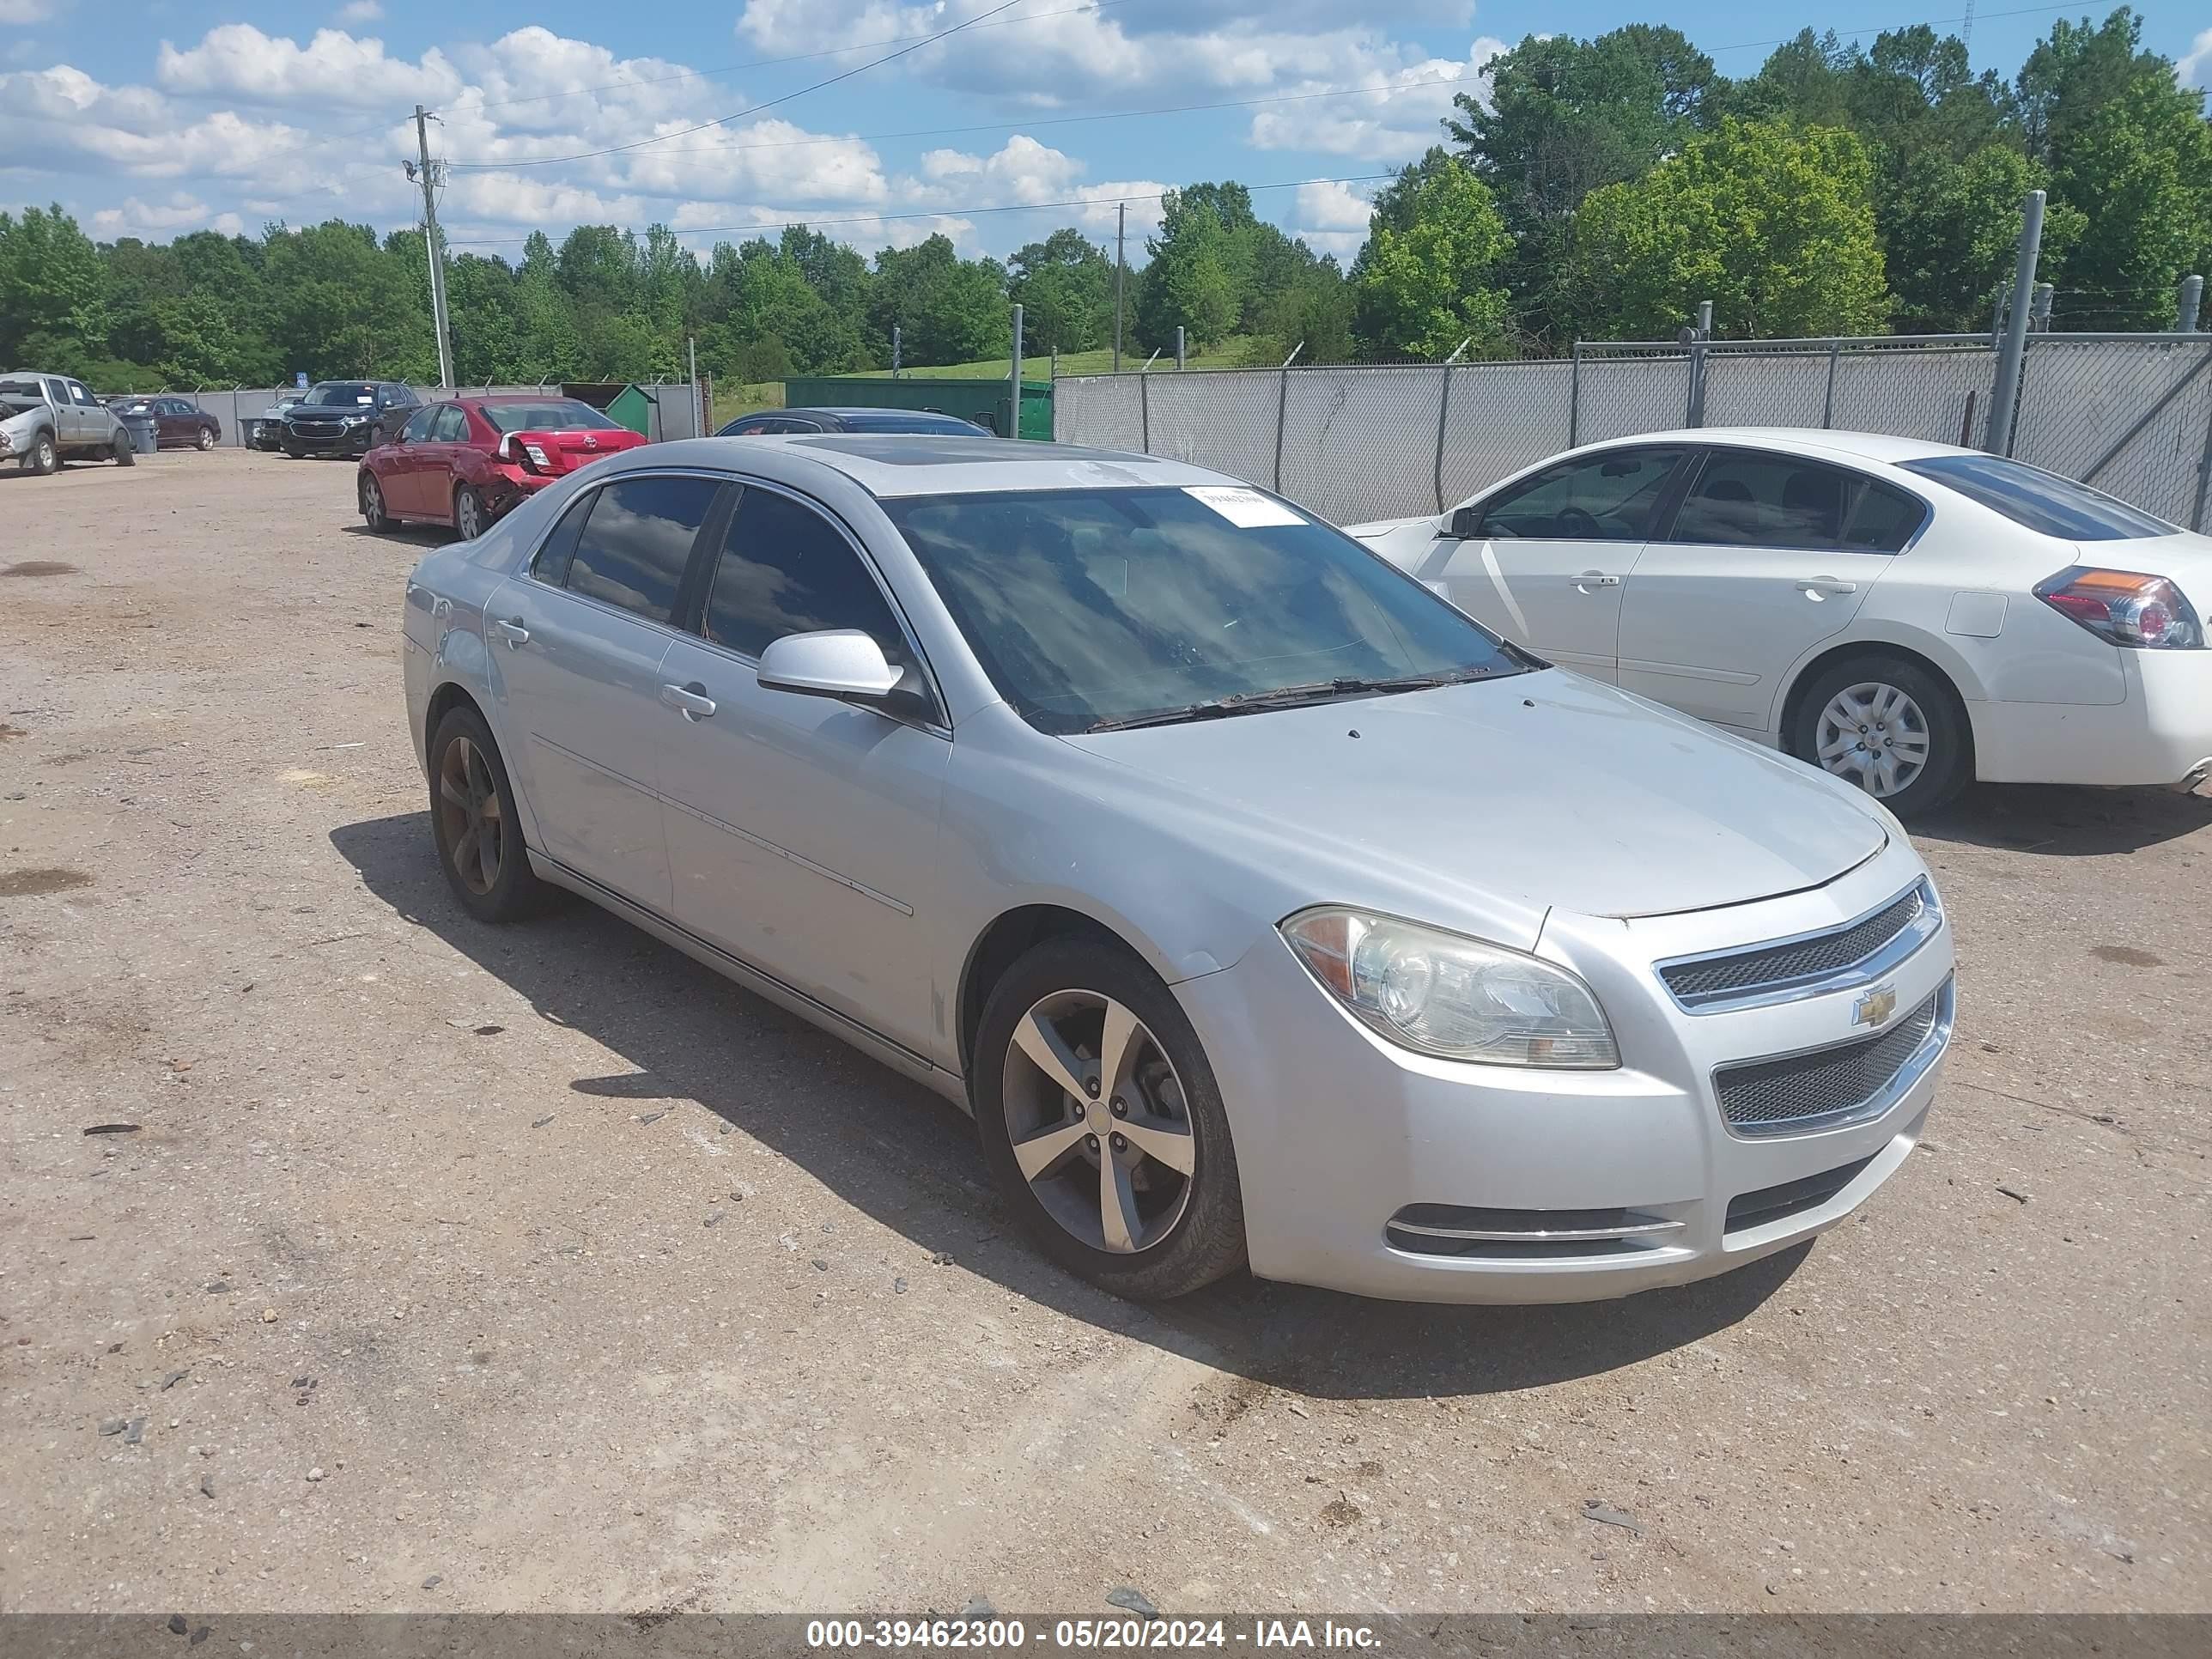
<box><xmin>563</xmin><ymin>475</ymin><xmax>719</xmax><ymax>624</ymax></box>
<box><xmin>1480</xmin><ymin>450</ymin><xmax>1683</xmax><ymax>540</ymax></box>
<box><xmin>1899</xmin><ymin>454</ymin><xmax>2172</xmax><ymax>540</ymax></box>
<box><xmin>1673</xmin><ymin>453</ymin><xmax>1856</xmax><ymax>549</ymax></box>
<box><xmin>1842</xmin><ymin>482</ymin><xmax>1926</xmax><ymax>552</ymax></box>
<box><xmin>482</xmin><ymin>400</ymin><xmax>617</xmax><ymax>434</ymax></box>
<box><xmin>845</xmin><ymin>412</ymin><xmax>984</xmax><ymax>434</ymax></box>
<box><xmin>884</xmin><ymin>487</ymin><xmax>1527</xmax><ymax>735</ymax></box>
<box><xmin>44</xmin><ymin>379</ymin><xmax>69</xmax><ymax>404</ymax></box>
<box><xmin>400</xmin><ymin>406</ymin><xmax>438</xmax><ymax>443</ymax></box>
<box><xmin>703</xmin><ymin>488</ymin><xmax>908</xmax><ymax>662</ymax></box>
<box><xmin>430</xmin><ymin>405</ymin><xmax>469</xmax><ymax>442</ymax></box>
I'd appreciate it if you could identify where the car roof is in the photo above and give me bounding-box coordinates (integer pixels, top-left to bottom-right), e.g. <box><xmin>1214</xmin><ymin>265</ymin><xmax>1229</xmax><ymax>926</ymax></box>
<box><xmin>629</xmin><ymin>434</ymin><xmax>1236</xmax><ymax>498</ymax></box>
<box><xmin>1583</xmin><ymin>426</ymin><xmax>1978</xmax><ymax>467</ymax></box>
<box><xmin>774</xmin><ymin>406</ymin><xmax>978</xmax><ymax>422</ymax></box>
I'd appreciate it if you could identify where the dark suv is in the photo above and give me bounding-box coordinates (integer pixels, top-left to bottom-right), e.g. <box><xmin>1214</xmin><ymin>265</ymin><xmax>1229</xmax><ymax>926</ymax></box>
<box><xmin>283</xmin><ymin>381</ymin><xmax>421</xmax><ymax>459</ymax></box>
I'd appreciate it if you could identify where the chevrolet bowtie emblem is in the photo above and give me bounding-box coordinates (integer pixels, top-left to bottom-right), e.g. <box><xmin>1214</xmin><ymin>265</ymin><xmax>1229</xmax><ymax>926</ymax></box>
<box><xmin>1853</xmin><ymin>985</ymin><xmax>1898</xmax><ymax>1029</ymax></box>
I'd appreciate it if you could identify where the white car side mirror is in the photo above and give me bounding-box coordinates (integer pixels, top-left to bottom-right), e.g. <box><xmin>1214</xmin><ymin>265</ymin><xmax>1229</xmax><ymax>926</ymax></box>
<box><xmin>756</xmin><ymin>629</ymin><xmax>903</xmax><ymax>704</ymax></box>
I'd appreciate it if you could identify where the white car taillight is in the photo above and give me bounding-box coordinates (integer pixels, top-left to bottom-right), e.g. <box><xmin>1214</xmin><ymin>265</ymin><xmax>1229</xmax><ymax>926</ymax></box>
<box><xmin>2033</xmin><ymin>566</ymin><xmax>2204</xmax><ymax>649</ymax></box>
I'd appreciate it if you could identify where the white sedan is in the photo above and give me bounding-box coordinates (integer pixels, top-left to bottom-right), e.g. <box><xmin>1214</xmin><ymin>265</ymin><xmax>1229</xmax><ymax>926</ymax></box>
<box><xmin>1346</xmin><ymin>428</ymin><xmax>2212</xmax><ymax>815</ymax></box>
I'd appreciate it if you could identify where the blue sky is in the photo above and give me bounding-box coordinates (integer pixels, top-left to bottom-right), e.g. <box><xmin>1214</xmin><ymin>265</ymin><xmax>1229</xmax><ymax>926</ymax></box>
<box><xmin>3</xmin><ymin>2</ymin><xmax>2207</xmax><ymax>263</ymax></box>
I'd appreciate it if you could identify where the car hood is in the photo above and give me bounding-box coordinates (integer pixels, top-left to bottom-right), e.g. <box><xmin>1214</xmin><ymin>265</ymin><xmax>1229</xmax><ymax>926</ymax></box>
<box><xmin>289</xmin><ymin>403</ymin><xmax>376</xmax><ymax>419</ymax></box>
<box><xmin>1059</xmin><ymin>670</ymin><xmax>1886</xmax><ymax>925</ymax></box>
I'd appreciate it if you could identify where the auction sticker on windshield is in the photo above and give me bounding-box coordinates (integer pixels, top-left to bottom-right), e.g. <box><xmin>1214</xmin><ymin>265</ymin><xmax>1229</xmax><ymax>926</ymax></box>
<box><xmin>1184</xmin><ymin>486</ymin><xmax>1306</xmax><ymax>528</ymax></box>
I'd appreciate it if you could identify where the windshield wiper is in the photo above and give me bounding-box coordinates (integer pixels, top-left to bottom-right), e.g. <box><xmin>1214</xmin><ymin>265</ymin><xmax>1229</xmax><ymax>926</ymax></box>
<box><xmin>1084</xmin><ymin>667</ymin><xmax>1506</xmax><ymax>732</ymax></box>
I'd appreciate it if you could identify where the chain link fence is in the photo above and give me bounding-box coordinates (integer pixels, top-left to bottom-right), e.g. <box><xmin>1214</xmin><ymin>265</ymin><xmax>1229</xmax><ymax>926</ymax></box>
<box><xmin>124</xmin><ymin>382</ymin><xmax>707</xmax><ymax>448</ymax></box>
<box><xmin>1055</xmin><ymin>334</ymin><xmax>2212</xmax><ymax>532</ymax></box>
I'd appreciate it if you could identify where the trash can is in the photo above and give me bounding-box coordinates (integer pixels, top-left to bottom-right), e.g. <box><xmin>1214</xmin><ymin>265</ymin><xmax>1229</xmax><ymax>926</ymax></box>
<box><xmin>121</xmin><ymin>414</ymin><xmax>158</xmax><ymax>455</ymax></box>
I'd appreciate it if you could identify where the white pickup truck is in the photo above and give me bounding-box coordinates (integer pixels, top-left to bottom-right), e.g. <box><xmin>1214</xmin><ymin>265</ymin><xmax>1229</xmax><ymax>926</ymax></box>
<box><xmin>0</xmin><ymin>371</ymin><xmax>134</xmax><ymax>474</ymax></box>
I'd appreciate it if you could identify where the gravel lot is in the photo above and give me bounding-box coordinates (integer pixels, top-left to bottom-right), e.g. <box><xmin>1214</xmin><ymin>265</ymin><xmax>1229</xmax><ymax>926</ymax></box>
<box><xmin>2</xmin><ymin>449</ymin><xmax>2207</xmax><ymax>1619</ymax></box>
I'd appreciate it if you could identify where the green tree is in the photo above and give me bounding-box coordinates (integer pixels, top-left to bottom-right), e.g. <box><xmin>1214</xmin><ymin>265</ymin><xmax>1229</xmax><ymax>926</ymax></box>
<box><xmin>0</xmin><ymin>205</ymin><xmax>110</xmax><ymax>368</ymax></box>
<box><xmin>1566</xmin><ymin>119</ymin><xmax>1890</xmax><ymax>339</ymax></box>
<box><xmin>1008</xmin><ymin>228</ymin><xmax>1113</xmax><ymax>352</ymax></box>
<box><xmin>1883</xmin><ymin>145</ymin><xmax>2083</xmax><ymax>331</ymax></box>
<box><xmin>1447</xmin><ymin>26</ymin><xmax>1719</xmax><ymax>342</ymax></box>
<box><xmin>869</xmin><ymin>234</ymin><xmax>1006</xmax><ymax>364</ymax></box>
<box><xmin>1348</xmin><ymin>161</ymin><xmax>1512</xmax><ymax>358</ymax></box>
<box><xmin>1135</xmin><ymin>193</ymin><xmax>1239</xmax><ymax>349</ymax></box>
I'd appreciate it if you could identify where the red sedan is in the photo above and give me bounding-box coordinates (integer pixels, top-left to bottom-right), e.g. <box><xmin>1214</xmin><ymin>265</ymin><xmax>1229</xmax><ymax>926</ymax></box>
<box><xmin>356</xmin><ymin>396</ymin><xmax>647</xmax><ymax>539</ymax></box>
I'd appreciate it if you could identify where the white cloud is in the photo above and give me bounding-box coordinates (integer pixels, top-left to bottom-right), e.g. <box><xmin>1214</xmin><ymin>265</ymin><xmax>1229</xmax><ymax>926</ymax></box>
<box><xmin>2179</xmin><ymin>28</ymin><xmax>2212</xmax><ymax>89</ymax></box>
<box><xmin>90</xmin><ymin>194</ymin><xmax>244</xmax><ymax>239</ymax></box>
<box><xmin>336</xmin><ymin>1</ymin><xmax>385</xmax><ymax>22</ymax></box>
<box><xmin>1249</xmin><ymin>37</ymin><xmax>1507</xmax><ymax>159</ymax></box>
<box><xmin>1285</xmin><ymin>179</ymin><xmax>1374</xmax><ymax>259</ymax></box>
<box><xmin>155</xmin><ymin>25</ymin><xmax>462</xmax><ymax>108</ymax></box>
<box><xmin>0</xmin><ymin>0</ymin><xmax>58</xmax><ymax>23</ymax></box>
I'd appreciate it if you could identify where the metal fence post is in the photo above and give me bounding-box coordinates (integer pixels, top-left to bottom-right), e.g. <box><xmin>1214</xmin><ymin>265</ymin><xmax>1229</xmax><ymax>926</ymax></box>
<box><xmin>2193</xmin><ymin>376</ymin><xmax>2212</xmax><ymax>533</ymax></box>
<box><xmin>1988</xmin><ymin>189</ymin><xmax>2045</xmax><ymax>457</ymax></box>
<box><xmin>1139</xmin><ymin>371</ymin><xmax>1151</xmax><ymax>453</ymax></box>
<box><xmin>2180</xmin><ymin>276</ymin><xmax>2204</xmax><ymax>334</ymax></box>
<box><xmin>1273</xmin><ymin>368</ymin><xmax>1289</xmax><ymax>492</ymax></box>
<box><xmin>1432</xmin><ymin>364</ymin><xmax>1455</xmax><ymax>512</ymax></box>
<box><xmin>1822</xmin><ymin>341</ymin><xmax>1840</xmax><ymax>428</ymax></box>
<box><xmin>1568</xmin><ymin>343</ymin><xmax>1581</xmax><ymax>448</ymax></box>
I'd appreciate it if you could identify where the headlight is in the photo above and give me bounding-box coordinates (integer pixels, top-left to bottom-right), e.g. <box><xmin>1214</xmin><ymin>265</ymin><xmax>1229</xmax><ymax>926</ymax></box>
<box><xmin>1281</xmin><ymin>908</ymin><xmax>1619</xmax><ymax>1069</ymax></box>
<box><xmin>340</xmin><ymin>412</ymin><xmax>369</xmax><ymax>425</ymax></box>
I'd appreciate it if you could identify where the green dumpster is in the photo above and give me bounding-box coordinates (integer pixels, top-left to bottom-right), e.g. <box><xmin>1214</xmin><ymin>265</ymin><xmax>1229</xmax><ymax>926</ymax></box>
<box><xmin>561</xmin><ymin>381</ymin><xmax>659</xmax><ymax>439</ymax></box>
<box><xmin>783</xmin><ymin>375</ymin><xmax>1054</xmax><ymax>440</ymax></box>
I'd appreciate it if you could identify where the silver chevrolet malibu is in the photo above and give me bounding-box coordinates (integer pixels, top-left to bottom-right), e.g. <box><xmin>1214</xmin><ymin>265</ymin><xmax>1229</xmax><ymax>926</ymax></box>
<box><xmin>401</xmin><ymin>435</ymin><xmax>1955</xmax><ymax>1304</ymax></box>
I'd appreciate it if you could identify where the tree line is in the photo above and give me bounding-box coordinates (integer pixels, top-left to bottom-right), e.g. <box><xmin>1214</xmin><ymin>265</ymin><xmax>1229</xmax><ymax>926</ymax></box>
<box><xmin>0</xmin><ymin>8</ymin><xmax>2204</xmax><ymax>389</ymax></box>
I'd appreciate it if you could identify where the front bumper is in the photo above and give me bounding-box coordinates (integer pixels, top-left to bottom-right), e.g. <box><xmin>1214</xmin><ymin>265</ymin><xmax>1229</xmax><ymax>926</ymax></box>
<box><xmin>283</xmin><ymin>422</ymin><xmax>375</xmax><ymax>455</ymax></box>
<box><xmin>1176</xmin><ymin>836</ymin><xmax>1954</xmax><ymax>1304</ymax></box>
<box><xmin>1971</xmin><ymin>646</ymin><xmax>2212</xmax><ymax>790</ymax></box>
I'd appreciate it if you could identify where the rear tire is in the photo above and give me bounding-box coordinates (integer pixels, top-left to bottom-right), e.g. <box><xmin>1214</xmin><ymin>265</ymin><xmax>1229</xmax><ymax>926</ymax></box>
<box><xmin>27</xmin><ymin>431</ymin><xmax>58</xmax><ymax>475</ymax></box>
<box><xmin>972</xmin><ymin>938</ymin><xmax>1247</xmax><ymax>1301</ymax></box>
<box><xmin>427</xmin><ymin>703</ymin><xmax>553</xmax><ymax>923</ymax></box>
<box><xmin>112</xmin><ymin>434</ymin><xmax>135</xmax><ymax>468</ymax></box>
<box><xmin>453</xmin><ymin>484</ymin><xmax>486</xmax><ymax>542</ymax></box>
<box><xmin>360</xmin><ymin>472</ymin><xmax>390</xmax><ymax>533</ymax></box>
<box><xmin>1788</xmin><ymin>653</ymin><xmax>1970</xmax><ymax>818</ymax></box>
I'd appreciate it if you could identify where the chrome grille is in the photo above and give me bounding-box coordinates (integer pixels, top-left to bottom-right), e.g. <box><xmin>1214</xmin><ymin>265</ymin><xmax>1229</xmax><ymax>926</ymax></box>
<box><xmin>1660</xmin><ymin>882</ymin><xmax>1932</xmax><ymax>1010</ymax></box>
<box><xmin>1716</xmin><ymin>985</ymin><xmax>1946</xmax><ymax>1134</ymax></box>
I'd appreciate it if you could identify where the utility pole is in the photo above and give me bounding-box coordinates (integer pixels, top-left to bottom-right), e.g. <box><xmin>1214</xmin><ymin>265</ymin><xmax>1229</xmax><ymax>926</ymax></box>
<box><xmin>1114</xmin><ymin>204</ymin><xmax>1126</xmax><ymax>374</ymax></box>
<box><xmin>1988</xmin><ymin>189</ymin><xmax>2045</xmax><ymax>457</ymax></box>
<box><xmin>412</xmin><ymin>105</ymin><xmax>455</xmax><ymax>390</ymax></box>
<box><xmin>1009</xmin><ymin>303</ymin><xmax>1024</xmax><ymax>440</ymax></box>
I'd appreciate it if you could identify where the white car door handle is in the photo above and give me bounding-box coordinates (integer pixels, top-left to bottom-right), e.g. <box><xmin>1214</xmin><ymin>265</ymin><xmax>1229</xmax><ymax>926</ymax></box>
<box><xmin>1573</xmin><ymin>571</ymin><xmax>1621</xmax><ymax>589</ymax></box>
<box><xmin>492</xmin><ymin>618</ymin><xmax>530</xmax><ymax>647</ymax></box>
<box><xmin>660</xmin><ymin>682</ymin><xmax>717</xmax><ymax>720</ymax></box>
<box><xmin>1796</xmin><ymin>577</ymin><xmax>1858</xmax><ymax>598</ymax></box>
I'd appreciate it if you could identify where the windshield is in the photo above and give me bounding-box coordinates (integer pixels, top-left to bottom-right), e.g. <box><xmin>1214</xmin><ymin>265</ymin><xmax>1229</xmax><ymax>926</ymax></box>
<box><xmin>848</xmin><ymin>413</ymin><xmax>982</xmax><ymax>434</ymax></box>
<box><xmin>306</xmin><ymin>383</ymin><xmax>375</xmax><ymax>407</ymax></box>
<box><xmin>1900</xmin><ymin>454</ymin><xmax>2173</xmax><ymax>540</ymax></box>
<box><xmin>481</xmin><ymin>401</ymin><xmax>618</xmax><ymax>434</ymax></box>
<box><xmin>883</xmin><ymin>486</ymin><xmax>1530</xmax><ymax>734</ymax></box>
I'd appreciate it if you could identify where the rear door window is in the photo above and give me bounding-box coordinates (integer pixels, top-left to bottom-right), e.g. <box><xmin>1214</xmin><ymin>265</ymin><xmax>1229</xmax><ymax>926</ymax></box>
<box><xmin>1671</xmin><ymin>453</ymin><xmax>1853</xmax><ymax>550</ymax></box>
<box><xmin>562</xmin><ymin>475</ymin><xmax>720</xmax><ymax>625</ymax></box>
<box><xmin>1478</xmin><ymin>449</ymin><xmax>1685</xmax><ymax>540</ymax></box>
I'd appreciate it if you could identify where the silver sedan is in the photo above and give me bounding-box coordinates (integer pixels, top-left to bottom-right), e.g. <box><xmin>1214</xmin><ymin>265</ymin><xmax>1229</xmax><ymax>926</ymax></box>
<box><xmin>401</xmin><ymin>436</ymin><xmax>1955</xmax><ymax>1303</ymax></box>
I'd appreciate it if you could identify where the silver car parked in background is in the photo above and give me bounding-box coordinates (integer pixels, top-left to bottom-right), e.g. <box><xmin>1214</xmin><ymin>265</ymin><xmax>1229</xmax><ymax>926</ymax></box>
<box><xmin>401</xmin><ymin>436</ymin><xmax>1955</xmax><ymax>1304</ymax></box>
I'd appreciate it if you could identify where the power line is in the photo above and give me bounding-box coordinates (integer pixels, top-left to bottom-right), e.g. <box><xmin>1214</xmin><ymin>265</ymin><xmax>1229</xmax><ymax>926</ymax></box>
<box><xmin>447</xmin><ymin>0</ymin><xmax>1030</xmax><ymax>169</ymax></box>
<box><xmin>441</xmin><ymin>172</ymin><xmax>1401</xmax><ymax>246</ymax></box>
<box><xmin>441</xmin><ymin>0</ymin><xmax>1144</xmax><ymax>118</ymax></box>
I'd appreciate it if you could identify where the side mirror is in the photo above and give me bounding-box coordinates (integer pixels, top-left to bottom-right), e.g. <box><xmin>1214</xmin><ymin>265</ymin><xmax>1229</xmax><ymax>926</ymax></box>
<box><xmin>1445</xmin><ymin>504</ymin><xmax>1484</xmax><ymax>539</ymax></box>
<box><xmin>756</xmin><ymin>629</ymin><xmax>904</xmax><ymax>706</ymax></box>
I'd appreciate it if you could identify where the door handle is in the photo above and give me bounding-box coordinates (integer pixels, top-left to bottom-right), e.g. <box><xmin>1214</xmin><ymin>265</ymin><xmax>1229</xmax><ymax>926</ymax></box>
<box><xmin>492</xmin><ymin>618</ymin><xmax>530</xmax><ymax>647</ymax></box>
<box><xmin>1796</xmin><ymin>577</ymin><xmax>1859</xmax><ymax>599</ymax></box>
<box><xmin>660</xmin><ymin>682</ymin><xmax>717</xmax><ymax>721</ymax></box>
<box><xmin>1572</xmin><ymin>570</ymin><xmax>1621</xmax><ymax>590</ymax></box>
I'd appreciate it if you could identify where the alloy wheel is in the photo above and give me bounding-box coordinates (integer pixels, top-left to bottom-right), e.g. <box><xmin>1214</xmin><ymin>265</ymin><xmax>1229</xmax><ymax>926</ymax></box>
<box><xmin>436</xmin><ymin>735</ymin><xmax>503</xmax><ymax>896</ymax></box>
<box><xmin>1815</xmin><ymin>681</ymin><xmax>1931</xmax><ymax>799</ymax></box>
<box><xmin>455</xmin><ymin>489</ymin><xmax>483</xmax><ymax>541</ymax></box>
<box><xmin>1001</xmin><ymin>989</ymin><xmax>1196</xmax><ymax>1255</ymax></box>
<box><xmin>361</xmin><ymin>477</ymin><xmax>386</xmax><ymax>531</ymax></box>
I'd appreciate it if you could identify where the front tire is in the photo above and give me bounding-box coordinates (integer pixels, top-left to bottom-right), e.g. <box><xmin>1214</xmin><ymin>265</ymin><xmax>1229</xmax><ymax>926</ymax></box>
<box><xmin>428</xmin><ymin>704</ymin><xmax>552</xmax><ymax>923</ymax></box>
<box><xmin>1789</xmin><ymin>654</ymin><xmax>1970</xmax><ymax>817</ymax></box>
<box><xmin>360</xmin><ymin>472</ymin><xmax>390</xmax><ymax>532</ymax></box>
<box><xmin>197</xmin><ymin>428</ymin><xmax>216</xmax><ymax>452</ymax></box>
<box><xmin>453</xmin><ymin>484</ymin><xmax>486</xmax><ymax>542</ymax></box>
<box><xmin>112</xmin><ymin>434</ymin><xmax>135</xmax><ymax>467</ymax></box>
<box><xmin>973</xmin><ymin>939</ymin><xmax>1246</xmax><ymax>1301</ymax></box>
<box><xmin>284</xmin><ymin>444</ymin><xmax>305</xmax><ymax>459</ymax></box>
